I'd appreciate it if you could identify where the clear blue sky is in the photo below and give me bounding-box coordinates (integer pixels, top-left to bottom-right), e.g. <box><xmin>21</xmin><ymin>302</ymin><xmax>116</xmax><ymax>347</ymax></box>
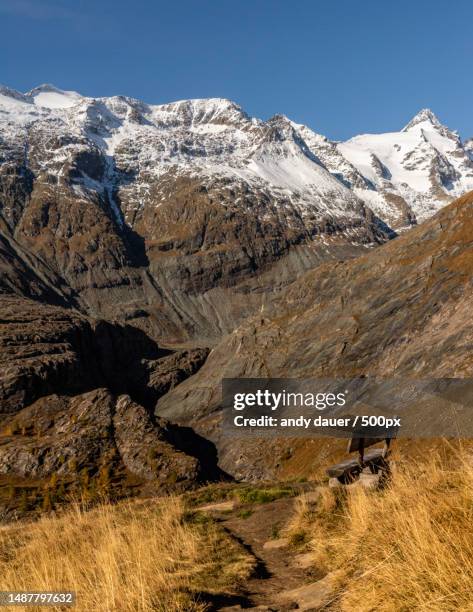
<box><xmin>1</xmin><ymin>0</ymin><xmax>472</xmax><ymax>140</ymax></box>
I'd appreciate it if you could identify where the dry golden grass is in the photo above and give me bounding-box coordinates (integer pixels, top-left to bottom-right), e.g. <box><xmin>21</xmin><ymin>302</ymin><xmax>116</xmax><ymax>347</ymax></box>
<box><xmin>291</xmin><ymin>441</ymin><xmax>473</xmax><ymax>611</ymax></box>
<box><xmin>0</xmin><ymin>497</ymin><xmax>254</xmax><ymax>612</ymax></box>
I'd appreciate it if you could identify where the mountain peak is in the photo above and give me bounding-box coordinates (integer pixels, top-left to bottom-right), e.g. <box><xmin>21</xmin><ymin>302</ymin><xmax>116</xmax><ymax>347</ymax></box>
<box><xmin>152</xmin><ymin>97</ymin><xmax>250</xmax><ymax>128</ymax></box>
<box><xmin>26</xmin><ymin>84</ymin><xmax>83</xmax><ymax>109</ymax></box>
<box><xmin>28</xmin><ymin>83</ymin><xmax>66</xmax><ymax>94</ymax></box>
<box><xmin>402</xmin><ymin>108</ymin><xmax>442</xmax><ymax>132</ymax></box>
<box><xmin>268</xmin><ymin>113</ymin><xmax>291</xmax><ymax>123</ymax></box>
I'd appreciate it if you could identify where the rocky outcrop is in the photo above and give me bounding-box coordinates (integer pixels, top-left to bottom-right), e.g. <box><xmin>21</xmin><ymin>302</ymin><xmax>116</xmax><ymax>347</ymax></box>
<box><xmin>0</xmin><ymin>389</ymin><xmax>201</xmax><ymax>497</ymax></box>
<box><xmin>113</xmin><ymin>395</ymin><xmax>199</xmax><ymax>484</ymax></box>
<box><xmin>0</xmin><ymin>389</ymin><xmax>117</xmax><ymax>480</ymax></box>
<box><xmin>0</xmin><ymin>296</ymin><xmax>98</xmax><ymax>415</ymax></box>
<box><xmin>147</xmin><ymin>348</ymin><xmax>210</xmax><ymax>397</ymax></box>
<box><xmin>0</xmin><ymin>293</ymin><xmax>216</xmax><ymax>509</ymax></box>
<box><xmin>0</xmin><ymin>295</ymin><xmax>168</xmax><ymax>415</ymax></box>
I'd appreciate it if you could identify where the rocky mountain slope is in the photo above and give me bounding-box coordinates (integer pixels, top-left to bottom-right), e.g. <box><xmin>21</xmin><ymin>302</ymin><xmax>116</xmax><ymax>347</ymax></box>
<box><xmin>156</xmin><ymin>191</ymin><xmax>473</xmax><ymax>478</ymax></box>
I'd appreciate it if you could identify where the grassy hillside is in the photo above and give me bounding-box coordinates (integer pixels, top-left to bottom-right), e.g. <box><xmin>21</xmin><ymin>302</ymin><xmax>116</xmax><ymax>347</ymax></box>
<box><xmin>2</xmin><ymin>443</ymin><xmax>473</xmax><ymax>610</ymax></box>
<box><xmin>286</xmin><ymin>440</ymin><xmax>473</xmax><ymax>611</ymax></box>
<box><xmin>0</xmin><ymin>497</ymin><xmax>254</xmax><ymax>611</ymax></box>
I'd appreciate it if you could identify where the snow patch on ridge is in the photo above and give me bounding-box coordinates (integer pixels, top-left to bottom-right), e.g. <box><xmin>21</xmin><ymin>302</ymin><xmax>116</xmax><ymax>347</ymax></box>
<box><xmin>28</xmin><ymin>84</ymin><xmax>83</xmax><ymax>109</ymax></box>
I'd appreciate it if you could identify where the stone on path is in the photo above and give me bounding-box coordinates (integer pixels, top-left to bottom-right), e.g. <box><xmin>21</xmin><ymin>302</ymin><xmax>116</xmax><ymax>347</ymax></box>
<box><xmin>278</xmin><ymin>571</ymin><xmax>340</xmax><ymax>610</ymax></box>
<box><xmin>262</xmin><ymin>537</ymin><xmax>290</xmax><ymax>550</ymax></box>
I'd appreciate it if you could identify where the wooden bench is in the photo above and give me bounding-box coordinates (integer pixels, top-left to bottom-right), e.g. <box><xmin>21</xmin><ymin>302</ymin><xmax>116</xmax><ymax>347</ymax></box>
<box><xmin>326</xmin><ymin>434</ymin><xmax>396</xmax><ymax>484</ymax></box>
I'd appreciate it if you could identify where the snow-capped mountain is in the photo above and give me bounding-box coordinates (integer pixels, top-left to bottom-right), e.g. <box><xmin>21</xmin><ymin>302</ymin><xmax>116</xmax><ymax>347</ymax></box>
<box><xmin>1</xmin><ymin>84</ymin><xmax>389</xmax><ymax>343</ymax></box>
<box><xmin>1</xmin><ymin>83</ymin><xmax>472</xmax><ymax>343</ymax></box>
<box><xmin>2</xmin><ymin>84</ymin><xmax>469</xmax><ymax>233</ymax></box>
<box><xmin>0</xmin><ymin>84</ymin><xmax>368</xmax><ymax>229</ymax></box>
<box><xmin>297</xmin><ymin>109</ymin><xmax>473</xmax><ymax>228</ymax></box>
